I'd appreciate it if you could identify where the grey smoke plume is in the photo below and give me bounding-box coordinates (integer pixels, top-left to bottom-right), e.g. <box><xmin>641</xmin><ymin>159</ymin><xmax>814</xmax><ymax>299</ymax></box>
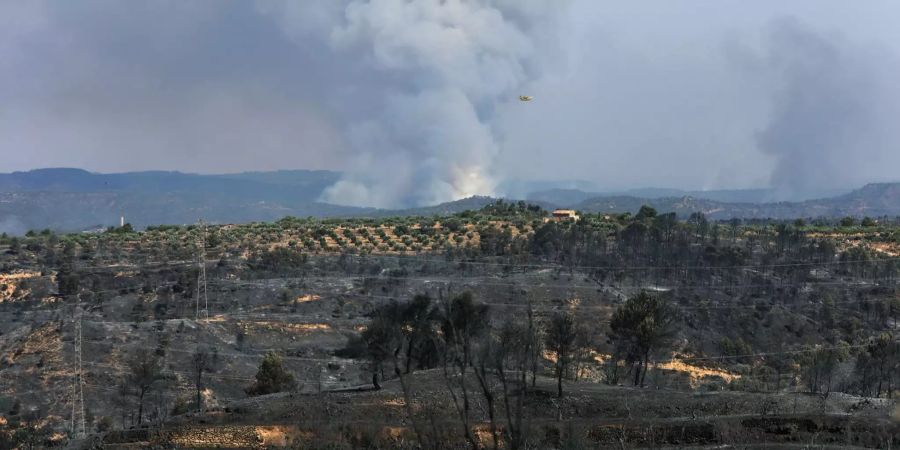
<box><xmin>261</xmin><ymin>0</ymin><xmax>565</xmax><ymax>208</ymax></box>
<box><xmin>755</xmin><ymin>18</ymin><xmax>900</xmax><ymax>200</ymax></box>
<box><xmin>0</xmin><ymin>216</ymin><xmax>26</xmax><ymax>236</ymax></box>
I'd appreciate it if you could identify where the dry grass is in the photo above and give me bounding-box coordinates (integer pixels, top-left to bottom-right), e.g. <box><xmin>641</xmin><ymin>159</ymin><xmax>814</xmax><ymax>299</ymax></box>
<box><xmin>239</xmin><ymin>321</ymin><xmax>332</xmax><ymax>334</ymax></box>
<box><xmin>586</xmin><ymin>352</ymin><xmax>740</xmax><ymax>386</ymax></box>
<box><xmin>294</xmin><ymin>294</ymin><xmax>321</xmax><ymax>304</ymax></box>
<box><xmin>0</xmin><ymin>271</ymin><xmax>40</xmax><ymax>303</ymax></box>
<box><xmin>870</xmin><ymin>242</ymin><xmax>900</xmax><ymax>256</ymax></box>
<box><xmin>257</xmin><ymin>425</ymin><xmax>313</xmax><ymax>447</ymax></box>
<box><xmin>654</xmin><ymin>360</ymin><xmax>740</xmax><ymax>385</ymax></box>
<box><xmin>807</xmin><ymin>231</ymin><xmax>900</xmax><ymax>256</ymax></box>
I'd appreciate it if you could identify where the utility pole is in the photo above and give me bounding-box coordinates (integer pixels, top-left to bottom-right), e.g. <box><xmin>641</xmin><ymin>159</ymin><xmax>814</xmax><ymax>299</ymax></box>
<box><xmin>71</xmin><ymin>302</ymin><xmax>86</xmax><ymax>438</ymax></box>
<box><xmin>196</xmin><ymin>219</ymin><xmax>208</xmax><ymax>322</ymax></box>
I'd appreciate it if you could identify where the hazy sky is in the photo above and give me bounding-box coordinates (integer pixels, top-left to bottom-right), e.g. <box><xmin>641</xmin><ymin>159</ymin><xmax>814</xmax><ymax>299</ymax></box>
<box><xmin>2</xmin><ymin>1</ymin><xmax>899</xmax><ymax>206</ymax></box>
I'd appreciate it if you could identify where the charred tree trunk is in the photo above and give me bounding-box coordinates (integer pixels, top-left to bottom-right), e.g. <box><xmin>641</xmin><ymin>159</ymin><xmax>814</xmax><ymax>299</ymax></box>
<box><xmin>138</xmin><ymin>389</ymin><xmax>146</xmax><ymax>425</ymax></box>
<box><xmin>196</xmin><ymin>369</ymin><xmax>203</xmax><ymax>412</ymax></box>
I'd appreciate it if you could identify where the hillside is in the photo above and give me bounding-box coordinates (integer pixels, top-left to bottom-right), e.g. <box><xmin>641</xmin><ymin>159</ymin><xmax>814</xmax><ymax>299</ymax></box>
<box><xmin>0</xmin><ymin>169</ymin><xmax>367</xmax><ymax>234</ymax></box>
<box><xmin>572</xmin><ymin>183</ymin><xmax>900</xmax><ymax>219</ymax></box>
<box><xmin>0</xmin><ymin>172</ymin><xmax>528</xmax><ymax>233</ymax></box>
<box><xmin>525</xmin><ymin>186</ymin><xmax>857</xmax><ymax>205</ymax></box>
<box><xmin>1</xmin><ymin>169</ymin><xmax>899</xmax><ymax>234</ymax></box>
<box><xmin>0</xmin><ymin>206</ymin><xmax>897</xmax><ymax>448</ymax></box>
<box><xmin>0</xmin><ymin>168</ymin><xmax>342</xmax><ymax>196</ymax></box>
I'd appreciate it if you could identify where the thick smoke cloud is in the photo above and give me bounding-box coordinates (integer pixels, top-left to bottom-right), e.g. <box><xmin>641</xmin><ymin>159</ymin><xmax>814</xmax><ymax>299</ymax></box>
<box><xmin>754</xmin><ymin>19</ymin><xmax>900</xmax><ymax>199</ymax></box>
<box><xmin>262</xmin><ymin>0</ymin><xmax>564</xmax><ymax>208</ymax></box>
<box><xmin>3</xmin><ymin>1</ymin><xmax>900</xmax><ymax>206</ymax></box>
<box><xmin>0</xmin><ymin>1</ymin><xmax>349</xmax><ymax>175</ymax></box>
<box><xmin>493</xmin><ymin>3</ymin><xmax>900</xmax><ymax>199</ymax></box>
<box><xmin>327</xmin><ymin>89</ymin><xmax>497</xmax><ymax>207</ymax></box>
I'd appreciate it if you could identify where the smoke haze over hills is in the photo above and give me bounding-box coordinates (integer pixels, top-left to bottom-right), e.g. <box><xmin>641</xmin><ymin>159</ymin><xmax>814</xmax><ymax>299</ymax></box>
<box><xmin>2</xmin><ymin>1</ymin><xmax>900</xmax><ymax>207</ymax></box>
<box><xmin>0</xmin><ymin>168</ymin><xmax>898</xmax><ymax>234</ymax></box>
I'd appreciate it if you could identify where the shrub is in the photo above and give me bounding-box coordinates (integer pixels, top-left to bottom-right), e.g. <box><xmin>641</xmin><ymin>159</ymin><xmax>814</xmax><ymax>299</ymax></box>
<box><xmin>245</xmin><ymin>352</ymin><xmax>296</xmax><ymax>396</ymax></box>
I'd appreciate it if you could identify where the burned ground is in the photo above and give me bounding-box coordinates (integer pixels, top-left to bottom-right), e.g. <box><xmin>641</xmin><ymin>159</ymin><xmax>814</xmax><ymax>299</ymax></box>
<box><xmin>0</xmin><ymin>207</ymin><xmax>898</xmax><ymax>448</ymax></box>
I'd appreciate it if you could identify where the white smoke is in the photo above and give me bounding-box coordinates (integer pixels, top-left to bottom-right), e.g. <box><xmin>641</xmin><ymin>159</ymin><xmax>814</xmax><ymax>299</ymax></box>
<box><xmin>260</xmin><ymin>0</ymin><xmax>565</xmax><ymax>208</ymax></box>
<box><xmin>0</xmin><ymin>215</ymin><xmax>26</xmax><ymax>235</ymax></box>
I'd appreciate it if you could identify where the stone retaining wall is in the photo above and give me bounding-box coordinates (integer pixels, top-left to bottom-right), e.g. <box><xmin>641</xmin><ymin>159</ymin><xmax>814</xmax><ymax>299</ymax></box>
<box><xmin>164</xmin><ymin>425</ymin><xmax>264</xmax><ymax>448</ymax></box>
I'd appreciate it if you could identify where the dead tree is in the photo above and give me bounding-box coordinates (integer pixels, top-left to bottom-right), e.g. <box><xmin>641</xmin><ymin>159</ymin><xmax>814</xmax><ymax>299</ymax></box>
<box><xmin>191</xmin><ymin>347</ymin><xmax>219</xmax><ymax>412</ymax></box>
<box><xmin>124</xmin><ymin>353</ymin><xmax>164</xmax><ymax>425</ymax></box>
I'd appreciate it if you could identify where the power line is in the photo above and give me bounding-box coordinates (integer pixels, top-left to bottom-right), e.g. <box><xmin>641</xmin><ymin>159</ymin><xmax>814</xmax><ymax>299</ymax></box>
<box><xmin>345</xmin><ymin>252</ymin><xmax>900</xmax><ymax>271</ymax></box>
<box><xmin>15</xmin><ymin>274</ymin><xmax>891</xmax><ymax>306</ymax></box>
<box><xmin>54</xmin><ymin>256</ymin><xmax>226</xmax><ymax>275</ymax></box>
<box><xmin>12</xmin><ymin>247</ymin><xmax>900</xmax><ymax>277</ymax></box>
<box><xmin>196</xmin><ymin>219</ymin><xmax>209</xmax><ymax>322</ymax></box>
<box><xmin>8</xmin><ymin>274</ymin><xmax>895</xmax><ymax>327</ymax></box>
<box><xmin>252</xmin><ymin>290</ymin><xmax>897</xmax><ymax>314</ymax></box>
<box><xmin>208</xmin><ymin>274</ymin><xmax>897</xmax><ymax>292</ymax></box>
<box><xmin>82</xmin><ymin>361</ymin><xmax>258</xmax><ymax>382</ymax></box>
<box><xmin>24</xmin><ymin>273</ymin><xmax>891</xmax><ymax>321</ymax></box>
<box><xmin>73</xmin><ymin>293</ymin><xmax>897</xmax><ymax>367</ymax></box>
<box><xmin>80</xmin><ymin>340</ymin><xmax>366</xmax><ymax>365</ymax></box>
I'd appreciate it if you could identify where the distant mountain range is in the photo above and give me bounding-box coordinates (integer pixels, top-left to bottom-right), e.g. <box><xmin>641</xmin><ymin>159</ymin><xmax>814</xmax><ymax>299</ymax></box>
<box><xmin>569</xmin><ymin>182</ymin><xmax>900</xmax><ymax>219</ymax></box>
<box><xmin>0</xmin><ymin>168</ymin><xmax>341</xmax><ymax>200</ymax></box>
<box><xmin>524</xmin><ymin>187</ymin><xmax>851</xmax><ymax>205</ymax></box>
<box><xmin>0</xmin><ymin>168</ymin><xmax>358</xmax><ymax>234</ymax></box>
<box><xmin>0</xmin><ymin>168</ymin><xmax>898</xmax><ymax>234</ymax></box>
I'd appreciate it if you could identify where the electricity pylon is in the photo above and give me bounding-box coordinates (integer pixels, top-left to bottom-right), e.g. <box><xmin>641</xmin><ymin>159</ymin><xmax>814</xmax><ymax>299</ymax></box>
<box><xmin>71</xmin><ymin>303</ymin><xmax>85</xmax><ymax>438</ymax></box>
<box><xmin>196</xmin><ymin>219</ymin><xmax>208</xmax><ymax>322</ymax></box>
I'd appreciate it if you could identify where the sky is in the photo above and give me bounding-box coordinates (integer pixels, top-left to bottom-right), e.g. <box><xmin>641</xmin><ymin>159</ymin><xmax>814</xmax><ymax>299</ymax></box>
<box><xmin>1</xmin><ymin>0</ymin><xmax>900</xmax><ymax>206</ymax></box>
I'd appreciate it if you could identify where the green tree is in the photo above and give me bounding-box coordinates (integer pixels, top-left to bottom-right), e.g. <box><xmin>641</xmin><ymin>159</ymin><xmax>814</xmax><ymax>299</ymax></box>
<box><xmin>11</xmin><ymin>412</ymin><xmax>49</xmax><ymax>450</ymax></box>
<box><xmin>609</xmin><ymin>292</ymin><xmax>678</xmax><ymax>387</ymax></box>
<box><xmin>801</xmin><ymin>343</ymin><xmax>850</xmax><ymax>394</ymax></box>
<box><xmin>862</xmin><ymin>333</ymin><xmax>899</xmax><ymax>398</ymax></box>
<box><xmin>246</xmin><ymin>352</ymin><xmax>295</xmax><ymax>396</ymax></box>
<box><xmin>634</xmin><ymin>205</ymin><xmax>658</xmax><ymax>221</ymax></box>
